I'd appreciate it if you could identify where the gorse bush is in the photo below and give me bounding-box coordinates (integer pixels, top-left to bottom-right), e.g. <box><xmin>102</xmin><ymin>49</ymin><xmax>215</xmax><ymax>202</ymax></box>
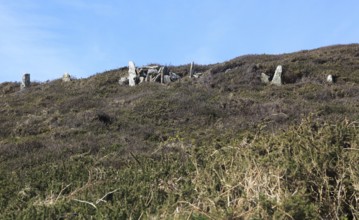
<box><xmin>0</xmin><ymin>117</ymin><xmax>358</xmax><ymax>219</ymax></box>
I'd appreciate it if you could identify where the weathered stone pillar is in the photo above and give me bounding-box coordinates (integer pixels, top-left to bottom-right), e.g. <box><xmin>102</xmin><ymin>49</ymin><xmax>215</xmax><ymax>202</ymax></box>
<box><xmin>271</xmin><ymin>65</ymin><xmax>282</xmax><ymax>86</ymax></box>
<box><xmin>21</xmin><ymin>73</ymin><xmax>30</xmax><ymax>90</ymax></box>
<box><xmin>62</xmin><ymin>73</ymin><xmax>71</xmax><ymax>82</ymax></box>
<box><xmin>128</xmin><ymin>61</ymin><xmax>137</xmax><ymax>87</ymax></box>
<box><xmin>189</xmin><ymin>62</ymin><xmax>194</xmax><ymax>78</ymax></box>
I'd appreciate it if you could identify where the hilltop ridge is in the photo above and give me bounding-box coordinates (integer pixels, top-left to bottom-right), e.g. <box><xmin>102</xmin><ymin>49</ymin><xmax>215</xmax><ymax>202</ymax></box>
<box><xmin>0</xmin><ymin>44</ymin><xmax>358</xmax><ymax>219</ymax></box>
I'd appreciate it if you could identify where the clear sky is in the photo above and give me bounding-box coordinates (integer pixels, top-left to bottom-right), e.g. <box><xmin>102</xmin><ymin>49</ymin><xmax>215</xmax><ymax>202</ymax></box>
<box><xmin>0</xmin><ymin>0</ymin><xmax>358</xmax><ymax>83</ymax></box>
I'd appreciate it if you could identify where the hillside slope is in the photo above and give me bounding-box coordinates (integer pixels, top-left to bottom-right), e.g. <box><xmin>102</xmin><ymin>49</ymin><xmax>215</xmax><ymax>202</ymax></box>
<box><xmin>0</xmin><ymin>44</ymin><xmax>358</xmax><ymax>219</ymax></box>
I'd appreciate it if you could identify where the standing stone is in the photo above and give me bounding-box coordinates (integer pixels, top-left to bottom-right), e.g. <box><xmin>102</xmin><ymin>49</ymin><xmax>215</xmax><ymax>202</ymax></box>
<box><xmin>271</xmin><ymin>65</ymin><xmax>282</xmax><ymax>86</ymax></box>
<box><xmin>21</xmin><ymin>73</ymin><xmax>30</xmax><ymax>90</ymax></box>
<box><xmin>62</xmin><ymin>73</ymin><xmax>71</xmax><ymax>82</ymax></box>
<box><xmin>128</xmin><ymin>61</ymin><xmax>137</xmax><ymax>87</ymax></box>
<box><xmin>159</xmin><ymin>67</ymin><xmax>164</xmax><ymax>84</ymax></box>
<box><xmin>189</xmin><ymin>62</ymin><xmax>194</xmax><ymax>78</ymax></box>
<box><xmin>327</xmin><ymin>74</ymin><xmax>334</xmax><ymax>83</ymax></box>
<box><xmin>159</xmin><ymin>66</ymin><xmax>169</xmax><ymax>84</ymax></box>
<box><xmin>261</xmin><ymin>73</ymin><xmax>270</xmax><ymax>84</ymax></box>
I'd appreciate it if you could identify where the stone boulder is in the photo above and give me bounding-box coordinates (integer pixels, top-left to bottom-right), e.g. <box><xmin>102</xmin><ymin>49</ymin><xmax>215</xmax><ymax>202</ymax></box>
<box><xmin>62</xmin><ymin>73</ymin><xmax>71</xmax><ymax>82</ymax></box>
<box><xmin>119</xmin><ymin>77</ymin><xmax>129</xmax><ymax>85</ymax></box>
<box><xmin>261</xmin><ymin>73</ymin><xmax>270</xmax><ymax>84</ymax></box>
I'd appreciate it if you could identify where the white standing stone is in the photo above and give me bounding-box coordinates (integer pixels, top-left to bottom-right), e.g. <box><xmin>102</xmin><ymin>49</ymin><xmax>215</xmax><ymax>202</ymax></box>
<box><xmin>271</xmin><ymin>65</ymin><xmax>282</xmax><ymax>86</ymax></box>
<box><xmin>327</xmin><ymin>74</ymin><xmax>334</xmax><ymax>83</ymax></box>
<box><xmin>189</xmin><ymin>62</ymin><xmax>194</xmax><ymax>78</ymax></box>
<box><xmin>62</xmin><ymin>73</ymin><xmax>71</xmax><ymax>82</ymax></box>
<box><xmin>21</xmin><ymin>73</ymin><xmax>30</xmax><ymax>90</ymax></box>
<box><xmin>261</xmin><ymin>73</ymin><xmax>270</xmax><ymax>84</ymax></box>
<box><xmin>128</xmin><ymin>61</ymin><xmax>137</xmax><ymax>87</ymax></box>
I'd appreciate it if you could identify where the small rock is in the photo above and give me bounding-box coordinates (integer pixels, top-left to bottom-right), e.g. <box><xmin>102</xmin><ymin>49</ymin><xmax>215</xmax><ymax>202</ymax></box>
<box><xmin>119</xmin><ymin>77</ymin><xmax>129</xmax><ymax>85</ymax></box>
<box><xmin>163</xmin><ymin>75</ymin><xmax>171</xmax><ymax>84</ymax></box>
<box><xmin>261</xmin><ymin>73</ymin><xmax>270</xmax><ymax>84</ymax></box>
<box><xmin>170</xmin><ymin>72</ymin><xmax>181</xmax><ymax>81</ymax></box>
<box><xmin>327</xmin><ymin>74</ymin><xmax>334</xmax><ymax>83</ymax></box>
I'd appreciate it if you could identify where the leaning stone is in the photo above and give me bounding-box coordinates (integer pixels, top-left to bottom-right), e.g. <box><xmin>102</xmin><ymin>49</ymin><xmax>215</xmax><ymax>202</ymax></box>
<box><xmin>327</xmin><ymin>74</ymin><xmax>334</xmax><ymax>83</ymax></box>
<box><xmin>20</xmin><ymin>73</ymin><xmax>30</xmax><ymax>90</ymax></box>
<box><xmin>261</xmin><ymin>73</ymin><xmax>270</xmax><ymax>84</ymax></box>
<box><xmin>128</xmin><ymin>61</ymin><xmax>137</xmax><ymax>87</ymax></box>
<box><xmin>271</xmin><ymin>65</ymin><xmax>282</xmax><ymax>86</ymax></box>
<box><xmin>119</xmin><ymin>77</ymin><xmax>129</xmax><ymax>85</ymax></box>
<box><xmin>62</xmin><ymin>73</ymin><xmax>71</xmax><ymax>82</ymax></box>
<box><xmin>152</xmin><ymin>73</ymin><xmax>161</xmax><ymax>82</ymax></box>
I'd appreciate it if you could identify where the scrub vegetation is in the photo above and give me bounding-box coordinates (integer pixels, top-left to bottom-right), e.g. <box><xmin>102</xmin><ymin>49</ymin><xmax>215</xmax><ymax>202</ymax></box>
<box><xmin>0</xmin><ymin>44</ymin><xmax>358</xmax><ymax>219</ymax></box>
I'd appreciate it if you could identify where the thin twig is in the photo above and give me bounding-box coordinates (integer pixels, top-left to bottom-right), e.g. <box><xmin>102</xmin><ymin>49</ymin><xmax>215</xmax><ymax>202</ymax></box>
<box><xmin>72</xmin><ymin>199</ymin><xmax>97</xmax><ymax>209</ymax></box>
<box><xmin>96</xmin><ymin>188</ymin><xmax>121</xmax><ymax>204</ymax></box>
<box><xmin>55</xmin><ymin>184</ymin><xmax>71</xmax><ymax>202</ymax></box>
<box><xmin>130</xmin><ymin>152</ymin><xmax>142</xmax><ymax>166</ymax></box>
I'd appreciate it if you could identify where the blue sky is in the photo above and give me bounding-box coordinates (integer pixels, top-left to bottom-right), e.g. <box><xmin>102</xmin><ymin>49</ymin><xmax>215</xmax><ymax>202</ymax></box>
<box><xmin>0</xmin><ymin>0</ymin><xmax>358</xmax><ymax>83</ymax></box>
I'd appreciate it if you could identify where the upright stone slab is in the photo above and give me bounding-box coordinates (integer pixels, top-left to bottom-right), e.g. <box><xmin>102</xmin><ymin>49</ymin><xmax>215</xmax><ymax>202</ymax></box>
<box><xmin>271</xmin><ymin>65</ymin><xmax>282</xmax><ymax>86</ymax></box>
<box><xmin>62</xmin><ymin>73</ymin><xmax>71</xmax><ymax>82</ymax></box>
<box><xmin>159</xmin><ymin>66</ymin><xmax>169</xmax><ymax>84</ymax></box>
<box><xmin>128</xmin><ymin>61</ymin><xmax>137</xmax><ymax>87</ymax></box>
<box><xmin>189</xmin><ymin>62</ymin><xmax>194</xmax><ymax>78</ymax></box>
<box><xmin>21</xmin><ymin>73</ymin><xmax>30</xmax><ymax>90</ymax></box>
<box><xmin>158</xmin><ymin>67</ymin><xmax>164</xmax><ymax>84</ymax></box>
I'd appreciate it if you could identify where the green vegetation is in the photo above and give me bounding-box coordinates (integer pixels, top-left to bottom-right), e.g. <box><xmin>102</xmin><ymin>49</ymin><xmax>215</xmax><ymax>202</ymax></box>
<box><xmin>1</xmin><ymin>44</ymin><xmax>359</xmax><ymax>219</ymax></box>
